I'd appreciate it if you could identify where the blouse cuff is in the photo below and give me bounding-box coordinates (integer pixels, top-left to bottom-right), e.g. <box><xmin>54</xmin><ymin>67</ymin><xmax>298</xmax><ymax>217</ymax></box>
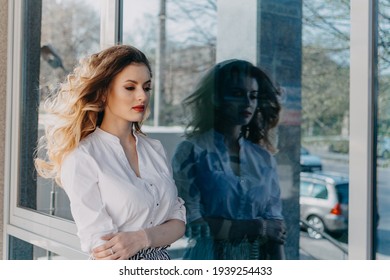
<box><xmin>168</xmin><ymin>197</ymin><xmax>186</xmax><ymax>223</ymax></box>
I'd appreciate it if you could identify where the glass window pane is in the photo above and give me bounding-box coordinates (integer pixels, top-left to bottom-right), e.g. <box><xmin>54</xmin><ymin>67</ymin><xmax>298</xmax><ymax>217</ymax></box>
<box><xmin>9</xmin><ymin>236</ymin><xmax>69</xmax><ymax>260</ymax></box>
<box><xmin>335</xmin><ymin>183</ymin><xmax>349</xmax><ymax>204</ymax></box>
<box><xmin>312</xmin><ymin>184</ymin><xmax>328</xmax><ymax>199</ymax></box>
<box><xmin>300</xmin><ymin>0</ymin><xmax>349</xmax><ymax>259</ymax></box>
<box><xmin>300</xmin><ymin>181</ymin><xmax>313</xmax><ymax>197</ymax></box>
<box><xmin>19</xmin><ymin>0</ymin><xmax>100</xmax><ymax>220</ymax></box>
<box><xmin>122</xmin><ymin>0</ymin><xmax>216</xmax><ymax>127</ymax></box>
<box><xmin>376</xmin><ymin>0</ymin><xmax>390</xmax><ymax>260</ymax></box>
<box><xmin>123</xmin><ymin>0</ymin><xmax>350</xmax><ymax>259</ymax></box>
<box><xmin>120</xmin><ymin>0</ymin><xmax>349</xmax><ymax>260</ymax></box>
<box><xmin>122</xmin><ymin>0</ymin><xmax>218</xmax><ymax>259</ymax></box>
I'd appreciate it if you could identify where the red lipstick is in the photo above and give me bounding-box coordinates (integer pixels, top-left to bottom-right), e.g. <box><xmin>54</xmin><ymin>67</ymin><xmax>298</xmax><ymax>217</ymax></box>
<box><xmin>132</xmin><ymin>105</ymin><xmax>145</xmax><ymax>112</ymax></box>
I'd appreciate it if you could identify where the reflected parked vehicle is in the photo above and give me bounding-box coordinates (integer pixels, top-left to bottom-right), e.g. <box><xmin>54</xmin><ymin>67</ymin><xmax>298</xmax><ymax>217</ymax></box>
<box><xmin>300</xmin><ymin>171</ymin><xmax>349</xmax><ymax>239</ymax></box>
<box><xmin>378</xmin><ymin>137</ymin><xmax>390</xmax><ymax>159</ymax></box>
<box><xmin>300</xmin><ymin>146</ymin><xmax>322</xmax><ymax>172</ymax></box>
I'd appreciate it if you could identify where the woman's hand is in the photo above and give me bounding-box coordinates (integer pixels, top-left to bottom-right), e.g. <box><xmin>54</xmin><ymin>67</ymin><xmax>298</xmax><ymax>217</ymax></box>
<box><xmin>91</xmin><ymin>219</ymin><xmax>184</xmax><ymax>260</ymax></box>
<box><xmin>92</xmin><ymin>230</ymin><xmax>150</xmax><ymax>260</ymax></box>
<box><xmin>227</xmin><ymin>218</ymin><xmax>286</xmax><ymax>244</ymax></box>
<box><xmin>263</xmin><ymin>219</ymin><xmax>286</xmax><ymax>244</ymax></box>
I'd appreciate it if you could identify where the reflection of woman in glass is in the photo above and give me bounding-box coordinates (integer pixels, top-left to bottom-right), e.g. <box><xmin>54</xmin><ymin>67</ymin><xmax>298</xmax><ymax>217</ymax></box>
<box><xmin>172</xmin><ymin>59</ymin><xmax>286</xmax><ymax>259</ymax></box>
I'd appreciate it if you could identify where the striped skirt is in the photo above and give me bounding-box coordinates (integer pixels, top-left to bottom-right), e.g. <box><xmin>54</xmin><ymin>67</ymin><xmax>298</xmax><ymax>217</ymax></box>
<box><xmin>129</xmin><ymin>246</ymin><xmax>170</xmax><ymax>260</ymax></box>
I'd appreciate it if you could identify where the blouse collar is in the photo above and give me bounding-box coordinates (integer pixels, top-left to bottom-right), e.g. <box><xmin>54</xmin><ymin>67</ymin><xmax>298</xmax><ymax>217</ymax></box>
<box><xmin>94</xmin><ymin>127</ymin><xmax>140</xmax><ymax>144</ymax></box>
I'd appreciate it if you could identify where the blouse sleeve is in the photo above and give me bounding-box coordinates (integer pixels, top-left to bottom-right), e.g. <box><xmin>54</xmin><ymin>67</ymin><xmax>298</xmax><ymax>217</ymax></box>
<box><xmin>157</xmin><ymin>141</ymin><xmax>186</xmax><ymax>223</ymax></box>
<box><xmin>263</xmin><ymin>156</ymin><xmax>284</xmax><ymax>220</ymax></box>
<box><xmin>172</xmin><ymin>141</ymin><xmax>202</xmax><ymax>223</ymax></box>
<box><xmin>167</xmin><ymin>196</ymin><xmax>186</xmax><ymax>223</ymax></box>
<box><xmin>61</xmin><ymin>149</ymin><xmax>118</xmax><ymax>253</ymax></box>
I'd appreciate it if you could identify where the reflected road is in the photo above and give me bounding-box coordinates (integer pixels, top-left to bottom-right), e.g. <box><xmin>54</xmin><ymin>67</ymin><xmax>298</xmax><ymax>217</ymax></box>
<box><xmin>300</xmin><ymin>150</ymin><xmax>390</xmax><ymax>259</ymax></box>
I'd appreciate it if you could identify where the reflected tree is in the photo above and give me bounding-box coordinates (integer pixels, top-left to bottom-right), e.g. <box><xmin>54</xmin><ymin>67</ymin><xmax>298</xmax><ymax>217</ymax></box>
<box><xmin>161</xmin><ymin>0</ymin><xmax>217</xmax><ymax>125</ymax></box>
<box><xmin>301</xmin><ymin>0</ymin><xmax>350</xmax><ymax>138</ymax></box>
<box><xmin>39</xmin><ymin>0</ymin><xmax>100</xmax><ymax>102</ymax></box>
<box><xmin>378</xmin><ymin>0</ymin><xmax>390</xmax><ymax>136</ymax></box>
<box><xmin>302</xmin><ymin>0</ymin><xmax>390</xmax><ymax>138</ymax></box>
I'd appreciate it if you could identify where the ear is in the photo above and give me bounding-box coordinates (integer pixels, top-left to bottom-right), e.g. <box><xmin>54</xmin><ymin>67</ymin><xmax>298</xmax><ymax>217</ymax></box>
<box><xmin>99</xmin><ymin>94</ymin><xmax>107</xmax><ymax>111</ymax></box>
<box><xmin>101</xmin><ymin>92</ymin><xmax>107</xmax><ymax>103</ymax></box>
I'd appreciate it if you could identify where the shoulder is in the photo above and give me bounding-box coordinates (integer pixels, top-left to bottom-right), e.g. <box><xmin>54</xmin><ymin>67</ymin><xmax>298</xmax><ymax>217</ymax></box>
<box><xmin>135</xmin><ymin>132</ymin><xmax>172</xmax><ymax>163</ymax></box>
<box><xmin>243</xmin><ymin>139</ymin><xmax>276</xmax><ymax>165</ymax></box>
<box><xmin>176</xmin><ymin>130</ymin><xmax>214</xmax><ymax>151</ymax></box>
<box><xmin>78</xmin><ymin>131</ymin><xmax>100</xmax><ymax>152</ymax></box>
<box><xmin>173</xmin><ymin>139</ymin><xmax>197</xmax><ymax>160</ymax></box>
<box><xmin>61</xmin><ymin>148</ymin><xmax>100</xmax><ymax>191</ymax></box>
<box><xmin>174</xmin><ymin>139</ymin><xmax>195</xmax><ymax>152</ymax></box>
<box><xmin>136</xmin><ymin>132</ymin><xmax>164</xmax><ymax>151</ymax></box>
<box><xmin>61</xmin><ymin>134</ymin><xmax>99</xmax><ymax>177</ymax></box>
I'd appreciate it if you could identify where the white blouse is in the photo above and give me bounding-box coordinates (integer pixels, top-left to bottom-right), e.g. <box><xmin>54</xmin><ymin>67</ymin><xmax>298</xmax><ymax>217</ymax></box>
<box><xmin>61</xmin><ymin>127</ymin><xmax>186</xmax><ymax>253</ymax></box>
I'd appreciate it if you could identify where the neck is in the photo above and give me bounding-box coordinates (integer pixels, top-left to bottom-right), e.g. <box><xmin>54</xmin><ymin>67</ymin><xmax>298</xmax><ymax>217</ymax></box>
<box><xmin>214</xmin><ymin>125</ymin><xmax>242</xmax><ymax>155</ymax></box>
<box><xmin>215</xmin><ymin>125</ymin><xmax>241</xmax><ymax>142</ymax></box>
<box><xmin>99</xmin><ymin>120</ymin><xmax>134</xmax><ymax>143</ymax></box>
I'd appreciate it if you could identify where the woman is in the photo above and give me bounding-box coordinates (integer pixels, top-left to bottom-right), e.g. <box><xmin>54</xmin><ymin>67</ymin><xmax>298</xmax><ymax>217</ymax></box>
<box><xmin>35</xmin><ymin>45</ymin><xmax>186</xmax><ymax>260</ymax></box>
<box><xmin>172</xmin><ymin>59</ymin><xmax>286</xmax><ymax>260</ymax></box>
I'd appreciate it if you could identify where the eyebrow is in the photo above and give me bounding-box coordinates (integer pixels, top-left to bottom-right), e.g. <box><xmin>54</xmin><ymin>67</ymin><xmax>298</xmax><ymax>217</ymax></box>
<box><xmin>230</xmin><ymin>87</ymin><xmax>259</xmax><ymax>91</ymax></box>
<box><xmin>124</xmin><ymin>79</ymin><xmax>152</xmax><ymax>85</ymax></box>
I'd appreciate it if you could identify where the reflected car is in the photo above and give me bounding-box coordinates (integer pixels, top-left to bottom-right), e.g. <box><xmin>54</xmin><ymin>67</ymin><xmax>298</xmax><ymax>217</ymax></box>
<box><xmin>378</xmin><ymin>137</ymin><xmax>390</xmax><ymax>159</ymax></box>
<box><xmin>300</xmin><ymin>171</ymin><xmax>349</xmax><ymax>239</ymax></box>
<box><xmin>300</xmin><ymin>146</ymin><xmax>322</xmax><ymax>172</ymax></box>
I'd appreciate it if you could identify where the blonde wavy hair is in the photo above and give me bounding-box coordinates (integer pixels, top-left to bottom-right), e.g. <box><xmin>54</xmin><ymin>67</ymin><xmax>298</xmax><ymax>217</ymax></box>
<box><xmin>35</xmin><ymin>45</ymin><xmax>152</xmax><ymax>186</ymax></box>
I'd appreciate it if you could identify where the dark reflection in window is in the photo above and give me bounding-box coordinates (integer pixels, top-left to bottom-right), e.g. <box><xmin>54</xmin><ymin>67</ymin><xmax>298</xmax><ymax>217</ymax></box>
<box><xmin>9</xmin><ymin>236</ymin><xmax>33</xmax><ymax>260</ymax></box>
<box><xmin>9</xmin><ymin>236</ymin><xmax>65</xmax><ymax>260</ymax></box>
<box><xmin>172</xmin><ymin>60</ymin><xmax>286</xmax><ymax>259</ymax></box>
<box><xmin>18</xmin><ymin>0</ymin><xmax>42</xmax><ymax>210</ymax></box>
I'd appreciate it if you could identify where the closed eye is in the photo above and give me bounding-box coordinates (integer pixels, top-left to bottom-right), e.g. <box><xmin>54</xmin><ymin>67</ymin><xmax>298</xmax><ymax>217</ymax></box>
<box><xmin>231</xmin><ymin>90</ymin><xmax>245</xmax><ymax>97</ymax></box>
<box><xmin>249</xmin><ymin>91</ymin><xmax>259</xmax><ymax>99</ymax></box>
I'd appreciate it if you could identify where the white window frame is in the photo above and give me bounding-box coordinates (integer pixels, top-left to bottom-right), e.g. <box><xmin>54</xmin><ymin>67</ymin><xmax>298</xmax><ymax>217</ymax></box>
<box><xmin>349</xmin><ymin>0</ymin><xmax>376</xmax><ymax>260</ymax></box>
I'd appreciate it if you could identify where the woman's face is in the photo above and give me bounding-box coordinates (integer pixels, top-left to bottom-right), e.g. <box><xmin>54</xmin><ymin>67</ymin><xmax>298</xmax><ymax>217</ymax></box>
<box><xmin>103</xmin><ymin>63</ymin><xmax>151</xmax><ymax>126</ymax></box>
<box><xmin>220</xmin><ymin>75</ymin><xmax>259</xmax><ymax>126</ymax></box>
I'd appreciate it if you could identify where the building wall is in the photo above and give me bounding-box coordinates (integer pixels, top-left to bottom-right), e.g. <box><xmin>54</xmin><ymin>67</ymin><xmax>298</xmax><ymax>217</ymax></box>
<box><xmin>0</xmin><ymin>0</ymin><xmax>8</xmax><ymax>259</ymax></box>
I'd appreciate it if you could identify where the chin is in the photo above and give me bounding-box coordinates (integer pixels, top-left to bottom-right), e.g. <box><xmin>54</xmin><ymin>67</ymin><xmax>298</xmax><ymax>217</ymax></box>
<box><xmin>128</xmin><ymin>114</ymin><xmax>145</xmax><ymax>122</ymax></box>
<box><xmin>130</xmin><ymin>119</ymin><xmax>144</xmax><ymax>124</ymax></box>
<box><xmin>239</xmin><ymin>120</ymin><xmax>252</xmax><ymax>126</ymax></box>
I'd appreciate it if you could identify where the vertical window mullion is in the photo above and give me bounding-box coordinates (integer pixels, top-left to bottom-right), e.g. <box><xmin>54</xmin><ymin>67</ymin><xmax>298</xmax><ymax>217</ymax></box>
<box><xmin>349</xmin><ymin>0</ymin><xmax>375</xmax><ymax>260</ymax></box>
<box><xmin>100</xmin><ymin>0</ymin><xmax>121</xmax><ymax>48</ymax></box>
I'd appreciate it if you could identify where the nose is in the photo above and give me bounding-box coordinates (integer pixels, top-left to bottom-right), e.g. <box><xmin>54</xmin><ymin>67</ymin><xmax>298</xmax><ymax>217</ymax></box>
<box><xmin>136</xmin><ymin>88</ymin><xmax>148</xmax><ymax>102</ymax></box>
<box><xmin>242</xmin><ymin>92</ymin><xmax>251</xmax><ymax>106</ymax></box>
